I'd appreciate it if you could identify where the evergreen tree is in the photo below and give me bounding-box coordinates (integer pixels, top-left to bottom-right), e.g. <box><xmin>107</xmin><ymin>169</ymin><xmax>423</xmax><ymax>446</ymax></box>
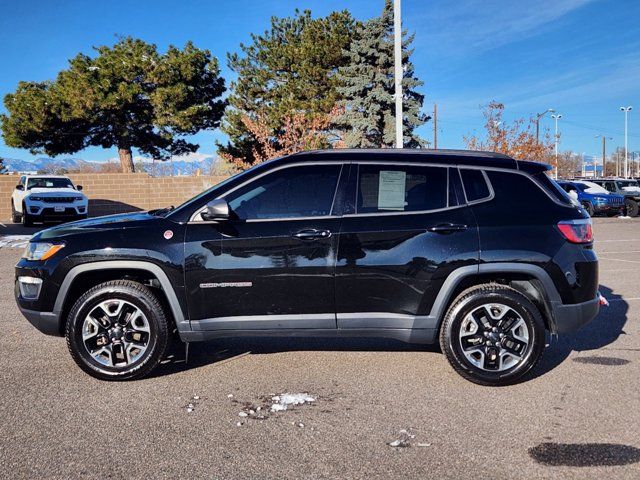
<box><xmin>219</xmin><ymin>10</ymin><xmax>356</xmax><ymax>164</ymax></box>
<box><xmin>1</xmin><ymin>38</ymin><xmax>226</xmax><ymax>172</ymax></box>
<box><xmin>335</xmin><ymin>0</ymin><xmax>427</xmax><ymax>148</ymax></box>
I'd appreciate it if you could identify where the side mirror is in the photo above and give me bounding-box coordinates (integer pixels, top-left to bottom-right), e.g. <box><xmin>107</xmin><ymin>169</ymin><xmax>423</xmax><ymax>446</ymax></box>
<box><xmin>15</xmin><ymin>184</ymin><xmax>24</xmax><ymax>191</ymax></box>
<box><xmin>201</xmin><ymin>198</ymin><xmax>230</xmax><ymax>221</ymax></box>
<box><xmin>76</xmin><ymin>185</ymin><xmax>83</xmax><ymax>191</ymax></box>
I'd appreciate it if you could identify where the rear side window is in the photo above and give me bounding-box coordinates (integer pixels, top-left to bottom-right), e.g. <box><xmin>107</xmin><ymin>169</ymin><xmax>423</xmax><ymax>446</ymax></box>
<box><xmin>357</xmin><ymin>164</ymin><xmax>447</xmax><ymax>213</ymax></box>
<box><xmin>460</xmin><ymin>169</ymin><xmax>491</xmax><ymax>202</ymax></box>
<box><xmin>532</xmin><ymin>172</ymin><xmax>572</xmax><ymax>205</ymax></box>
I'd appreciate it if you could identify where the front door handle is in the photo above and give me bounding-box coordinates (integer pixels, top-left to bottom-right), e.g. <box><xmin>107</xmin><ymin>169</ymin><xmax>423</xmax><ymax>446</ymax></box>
<box><xmin>293</xmin><ymin>229</ymin><xmax>332</xmax><ymax>240</ymax></box>
<box><xmin>427</xmin><ymin>223</ymin><xmax>468</xmax><ymax>234</ymax></box>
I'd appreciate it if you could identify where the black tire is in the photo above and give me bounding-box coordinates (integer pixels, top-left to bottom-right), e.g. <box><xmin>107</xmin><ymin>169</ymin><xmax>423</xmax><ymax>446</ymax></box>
<box><xmin>21</xmin><ymin>203</ymin><xmax>33</xmax><ymax>227</ymax></box>
<box><xmin>625</xmin><ymin>199</ymin><xmax>639</xmax><ymax>217</ymax></box>
<box><xmin>439</xmin><ymin>284</ymin><xmax>546</xmax><ymax>386</ymax></box>
<box><xmin>11</xmin><ymin>202</ymin><xmax>21</xmax><ymax>223</ymax></box>
<box><xmin>581</xmin><ymin>201</ymin><xmax>594</xmax><ymax>217</ymax></box>
<box><xmin>65</xmin><ymin>280</ymin><xmax>170</xmax><ymax>381</ymax></box>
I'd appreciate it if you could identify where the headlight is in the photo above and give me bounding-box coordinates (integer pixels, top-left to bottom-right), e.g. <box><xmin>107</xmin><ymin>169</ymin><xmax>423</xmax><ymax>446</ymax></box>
<box><xmin>22</xmin><ymin>242</ymin><xmax>65</xmax><ymax>261</ymax></box>
<box><xmin>29</xmin><ymin>196</ymin><xmax>43</xmax><ymax>202</ymax></box>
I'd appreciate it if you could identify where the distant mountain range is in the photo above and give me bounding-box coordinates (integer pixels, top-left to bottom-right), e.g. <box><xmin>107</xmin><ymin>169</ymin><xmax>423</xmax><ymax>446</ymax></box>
<box><xmin>0</xmin><ymin>155</ymin><xmax>220</xmax><ymax>176</ymax></box>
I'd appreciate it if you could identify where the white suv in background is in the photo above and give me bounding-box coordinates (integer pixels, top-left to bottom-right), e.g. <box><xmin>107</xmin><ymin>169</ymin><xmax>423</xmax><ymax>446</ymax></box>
<box><xmin>11</xmin><ymin>175</ymin><xmax>88</xmax><ymax>226</ymax></box>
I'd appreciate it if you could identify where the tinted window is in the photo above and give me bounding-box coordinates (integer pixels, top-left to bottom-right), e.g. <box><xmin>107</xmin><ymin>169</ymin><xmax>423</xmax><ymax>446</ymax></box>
<box><xmin>449</xmin><ymin>168</ymin><xmax>465</xmax><ymax>206</ymax></box>
<box><xmin>460</xmin><ymin>169</ymin><xmax>491</xmax><ymax>201</ymax></box>
<box><xmin>488</xmin><ymin>171</ymin><xmax>554</xmax><ymax>205</ymax></box>
<box><xmin>225</xmin><ymin>164</ymin><xmax>341</xmax><ymax>220</ymax></box>
<box><xmin>529</xmin><ymin>172</ymin><xmax>572</xmax><ymax>205</ymax></box>
<box><xmin>357</xmin><ymin>164</ymin><xmax>447</xmax><ymax>213</ymax></box>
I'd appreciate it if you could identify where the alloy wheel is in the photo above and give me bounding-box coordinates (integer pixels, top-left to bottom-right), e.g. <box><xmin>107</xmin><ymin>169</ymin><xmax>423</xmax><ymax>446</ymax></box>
<box><xmin>81</xmin><ymin>299</ymin><xmax>151</xmax><ymax>368</ymax></box>
<box><xmin>458</xmin><ymin>303</ymin><xmax>530</xmax><ymax>372</ymax></box>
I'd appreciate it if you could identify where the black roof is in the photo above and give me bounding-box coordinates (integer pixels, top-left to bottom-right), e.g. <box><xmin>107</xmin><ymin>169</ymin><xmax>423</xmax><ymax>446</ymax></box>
<box><xmin>281</xmin><ymin>149</ymin><xmax>550</xmax><ymax>173</ymax></box>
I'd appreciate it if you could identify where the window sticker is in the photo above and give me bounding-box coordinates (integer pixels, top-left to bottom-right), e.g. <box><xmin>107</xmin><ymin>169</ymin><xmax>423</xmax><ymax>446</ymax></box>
<box><xmin>378</xmin><ymin>170</ymin><xmax>406</xmax><ymax>210</ymax></box>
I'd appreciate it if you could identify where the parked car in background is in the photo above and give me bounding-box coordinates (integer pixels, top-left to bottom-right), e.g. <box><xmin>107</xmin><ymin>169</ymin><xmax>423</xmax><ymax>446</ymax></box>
<box><xmin>557</xmin><ymin>180</ymin><xmax>624</xmax><ymax>216</ymax></box>
<box><xmin>11</xmin><ymin>175</ymin><xmax>88</xmax><ymax>226</ymax></box>
<box><xmin>590</xmin><ymin>178</ymin><xmax>640</xmax><ymax>217</ymax></box>
<box><xmin>15</xmin><ymin>149</ymin><xmax>599</xmax><ymax>386</ymax></box>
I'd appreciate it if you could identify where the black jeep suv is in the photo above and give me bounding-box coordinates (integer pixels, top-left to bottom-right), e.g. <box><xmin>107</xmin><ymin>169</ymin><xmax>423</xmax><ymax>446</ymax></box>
<box><xmin>15</xmin><ymin>149</ymin><xmax>600</xmax><ymax>385</ymax></box>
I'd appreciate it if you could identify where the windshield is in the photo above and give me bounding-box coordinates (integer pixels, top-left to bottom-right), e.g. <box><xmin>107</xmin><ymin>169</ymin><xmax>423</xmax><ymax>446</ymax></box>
<box><xmin>616</xmin><ymin>180</ymin><xmax>640</xmax><ymax>189</ymax></box>
<box><xmin>27</xmin><ymin>177</ymin><xmax>74</xmax><ymax>190</ymax></box>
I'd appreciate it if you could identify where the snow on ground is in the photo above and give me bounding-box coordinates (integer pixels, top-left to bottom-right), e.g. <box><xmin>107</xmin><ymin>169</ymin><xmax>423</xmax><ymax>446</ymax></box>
<box><xmin>270</xmin><ymin>393</ymin><xmax>316</xmax><ymax>412</ymax></box>
<box><xmin>0</xmin><ymin>235</ymin><xmax>31</xmax><ymax>248</ymax></box>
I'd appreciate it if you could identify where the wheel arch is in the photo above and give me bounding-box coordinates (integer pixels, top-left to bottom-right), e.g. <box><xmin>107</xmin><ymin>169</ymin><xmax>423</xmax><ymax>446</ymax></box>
<box><xmin>429</xmin><ymin>263</ymin><xmax>562</xmax><ymax>334</ymax></box>
<box><xmin>54</xmin><ymin>261</ymin><xmax>188</xmax><ymax>335</ymax></box>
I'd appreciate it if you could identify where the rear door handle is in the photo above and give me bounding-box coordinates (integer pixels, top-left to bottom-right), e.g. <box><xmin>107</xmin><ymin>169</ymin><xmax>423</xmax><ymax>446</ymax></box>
<box><xmin>293</xmin><ymin>229</ymin><xmax>332</xmax><ymax>240</ymax></box>
<box><xmin>427</xmin><ymin>223</ymin><xmax>468</xmax><ymax>234</ymax></box>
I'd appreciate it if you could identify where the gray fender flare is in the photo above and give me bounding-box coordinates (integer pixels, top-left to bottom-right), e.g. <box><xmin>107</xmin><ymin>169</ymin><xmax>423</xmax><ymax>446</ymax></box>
<box><xmin>54</xmin><ymin>261</ymin><xmax>190</xmax><ymax>332</ymax></box>
<box><xmin>428</xmin><ymin>263</ymin><xmax>562</xmax><ymax>331</ymax></box>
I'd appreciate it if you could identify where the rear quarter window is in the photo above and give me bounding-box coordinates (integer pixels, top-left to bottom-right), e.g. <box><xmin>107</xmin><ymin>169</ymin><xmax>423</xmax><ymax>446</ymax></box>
<box><xmin>532</xmin><ymin>172</ymin><xmax>573</xmax><ymax>205</ymax></box>
<box><xmin>488</xmin><ymin>171</ymin><xmax>562</xmax><ymax>207</ymax></box>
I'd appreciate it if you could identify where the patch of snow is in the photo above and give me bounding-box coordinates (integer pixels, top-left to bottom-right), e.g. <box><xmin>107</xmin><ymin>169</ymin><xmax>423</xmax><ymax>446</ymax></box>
<box><xmin>270</xmin><ymin>393</ymin><xmax>316</xmax><ymax>412</ymax></box>
<box><xmin>238</xmin><ymin>412</ymin><xmax>248</xmax><ymax>417</ymax></box>
<box><xmin>619</xmin><ymin>216</ymin><xmax>632</xmax><ymax>219</ymax></box>
<box><xmin>0</xmin><ymin>235</ymin><xmax>31</xmax><ymax>249</ymax></box>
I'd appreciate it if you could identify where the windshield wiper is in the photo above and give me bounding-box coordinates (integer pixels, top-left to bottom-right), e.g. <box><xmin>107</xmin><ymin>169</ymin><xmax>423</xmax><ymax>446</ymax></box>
<box><xmin>149</xmin><ymin>206</ymin><xmax>175</xmax><ymax>216</ymax></box>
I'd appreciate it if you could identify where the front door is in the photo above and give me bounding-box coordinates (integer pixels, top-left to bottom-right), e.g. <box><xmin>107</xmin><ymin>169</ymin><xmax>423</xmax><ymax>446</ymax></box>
<box><xmin>184</xmin><ymin>163</ymin><xmax>345</xmax><ymax>331</ymax></box>
<box><xmin>335</xmin><ymin>164</ymin><xmax>479</xmax><ymax>330</ymax></box>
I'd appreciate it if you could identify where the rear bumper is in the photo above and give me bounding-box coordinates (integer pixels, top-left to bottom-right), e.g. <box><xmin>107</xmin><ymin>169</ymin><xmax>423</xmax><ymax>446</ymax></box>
<box><xmin>552</xmin><ymin>297</ymin><xmax>600</xmax><ymax>334</ymax></box>
<box><xmin>18</xmin><ymin>305</ymin><xmax>62</xmax><ymax>336</ymax></box>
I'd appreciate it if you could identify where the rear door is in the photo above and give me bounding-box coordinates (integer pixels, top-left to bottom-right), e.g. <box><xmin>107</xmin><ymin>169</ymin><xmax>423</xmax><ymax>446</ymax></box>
<box><xmin>335</xmin><ymin>163</ymin><xmax>479</xmax><ymax>330</ymax></box>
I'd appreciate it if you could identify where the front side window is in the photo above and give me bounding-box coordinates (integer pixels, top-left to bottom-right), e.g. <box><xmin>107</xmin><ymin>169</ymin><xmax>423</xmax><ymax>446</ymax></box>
<box><xmin>225</xmin><ymin>164</ymin><xmax>341</xmax><ymax>220</ymax></box>
<box><xmin>357</xmin><ymin>164</ymin><xmax>447</xmax><ymax>213</ymax></box>
<box><xmin>27</xmin><ymin>177</ymin><xmax>74</xmax><ymax>190</ymax></box>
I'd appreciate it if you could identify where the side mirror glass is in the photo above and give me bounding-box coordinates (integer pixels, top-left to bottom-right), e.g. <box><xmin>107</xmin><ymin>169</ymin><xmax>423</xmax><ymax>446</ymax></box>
<box><xmin>76</xmin><ymin>185</ymin><xmax>83</xmax><ymax>191</ymax></box>
<box><xmin>201</xmin><ymin>198</ymin><xmax>230</xmax><ymax>221</ymax></box>
<box><xmin>15</xmin><ymin>184</ymin><xmax>24</xmax><ymax>191</ymax></box>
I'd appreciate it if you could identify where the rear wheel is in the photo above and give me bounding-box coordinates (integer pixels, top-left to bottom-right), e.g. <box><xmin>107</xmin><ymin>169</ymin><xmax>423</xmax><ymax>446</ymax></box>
<box><xmin>65</xmin><ymin>280</ymin><xmax>170</xmax><ymax>381</ymax></box>
<box><xmin>625</xmin><ymin>199</ymin><xmax>639</xmax><ymax>217</ymax></box>
<box><xmin>439</xmin><ymin>284</ymin><xmax>545</xmax><ymax>386</ymax></box>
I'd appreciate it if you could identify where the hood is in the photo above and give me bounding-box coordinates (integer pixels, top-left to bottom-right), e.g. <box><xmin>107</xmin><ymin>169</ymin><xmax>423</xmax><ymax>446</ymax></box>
<box><xmin>34</xmin><ymin>211</ymin><xmax>160</xmax><ymax>241</ymax></box>
<box><xmin>27</xmin><ymin>187</ymin><xmax>85</xmax><ymax>196</ymax></box>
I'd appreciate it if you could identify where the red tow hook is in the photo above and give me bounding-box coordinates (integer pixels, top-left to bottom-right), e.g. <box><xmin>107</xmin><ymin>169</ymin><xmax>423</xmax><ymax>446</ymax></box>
<box><xmin>598</xmin><ymin>291</ymin><xmax>609</xmax><ymax>307</ymax></box>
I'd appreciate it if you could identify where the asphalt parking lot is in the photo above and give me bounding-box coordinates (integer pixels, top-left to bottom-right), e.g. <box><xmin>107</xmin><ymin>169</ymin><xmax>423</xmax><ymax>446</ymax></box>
<box><xmin>0</xmin><ymin>218</ymin><xmax>639</xmax><ymax>479</ymax></box>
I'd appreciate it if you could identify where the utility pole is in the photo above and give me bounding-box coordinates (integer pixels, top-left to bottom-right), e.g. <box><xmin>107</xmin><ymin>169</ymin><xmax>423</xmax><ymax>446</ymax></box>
<box><xmin>620</xmin><ymin>106</ymin><xmax>632</xmax><ymax>178</ymax></box>
<box><xmin>551</xmin><ymin>113</ymin><xmax>562</xmax><ymax>179</ymax></box>
<box><xmin>433</xmin><ymin>103</ymin><xmax>438</xmax><ymax>149</ymax></box>
<box><xmin>595</xmin><ymin>135</ymin><xmax>612</xmax><ymax>177</ymax></box>
<box><xmin>535</xmin><ymin>108</ymin><xmax>555</xmax><ymax>143</ymax></box>
<box><xmin>393</xmin><ymin>0</ymin><xmax>403</xmax><ymax>149</ymax></box>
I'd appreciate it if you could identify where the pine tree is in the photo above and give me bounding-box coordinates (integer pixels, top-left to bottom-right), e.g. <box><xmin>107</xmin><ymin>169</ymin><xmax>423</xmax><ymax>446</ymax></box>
<box><xmin>219</xmin><ymin>10</ymin><xmax>356</xmax><ymax>164</ymax></box>
<box><xmin>1</xmin><ymin>38</ymin><xmax>226</xmax><ymax>172</ymax></box>
<box><xmin>335</xmin><ymin>0</ymin><xmax>427</xmax><ymax>148</ymax></box>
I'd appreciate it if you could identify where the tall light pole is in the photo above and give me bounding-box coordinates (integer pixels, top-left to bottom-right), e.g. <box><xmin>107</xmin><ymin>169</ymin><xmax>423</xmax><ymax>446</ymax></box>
<box><xmin>551</xmin><ymin>113</ymin><xmax>562</xmax><ymax>179</ymax></box>
<box><xmin>393</xmin><ymin>0</ymin><xmax>403</xmax><ymax>148</ymax></box>
<box><xmin>535</xmin><ymin>108</ymin><xmax>555</xmax><ymax>143</ymax></box>
<box><xmin>595</xmin><ymin>135</ymin><xmax>612</xmax><ymax>177</ymax></box>
<box><xmin>620</xmin><ymin>106</ymin><xmax>632</xmax><ymax>178</ymax></box>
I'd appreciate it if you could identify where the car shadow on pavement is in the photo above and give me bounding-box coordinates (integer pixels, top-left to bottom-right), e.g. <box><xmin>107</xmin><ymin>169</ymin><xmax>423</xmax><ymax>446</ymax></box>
<box><xmin>533</xmin><ymin>284</ymin><xmax>629</xmax><ymax>379</ymax></box>
<box><xmin>153</xmin><ymin>335</ymin><xmax>440</xmax><ymax>378</ymax></box>
<box><xmin>0</xmin><ymin>223</ymin><xmax>43</xmax><ymax>235</ymax></box>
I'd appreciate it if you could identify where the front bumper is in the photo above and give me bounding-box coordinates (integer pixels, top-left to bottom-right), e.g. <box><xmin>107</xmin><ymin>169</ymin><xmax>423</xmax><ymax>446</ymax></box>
<box><xmin>552</xmin><ymin>296</ymin><xmax>600</xmax><ymax>334</ymax></box>
<box><xmin>18</xmin><ymin>305</ymin><xmax>62</xmax><ymax>336</ymax></box>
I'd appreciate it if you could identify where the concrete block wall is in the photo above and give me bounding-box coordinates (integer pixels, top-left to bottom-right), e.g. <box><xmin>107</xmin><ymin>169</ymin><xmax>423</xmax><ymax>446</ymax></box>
<box><xmin>0</xmin><ymin>173</ymin><xmax>229</xmax><ymax>220</ymax></box>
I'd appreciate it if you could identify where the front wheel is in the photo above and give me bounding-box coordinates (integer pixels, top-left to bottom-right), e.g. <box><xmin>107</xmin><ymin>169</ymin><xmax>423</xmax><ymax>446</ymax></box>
<box><xmin>439</xmin><ymin>284</ymin><xmax>545</xmax><ymax>386</ymax></box>
<box><xmin>625</xmin><ymin>199</ymin><xmax>639</xmax><ymax>217</ymax></box>
<box><xmin>581</xmin><ymin>201</ymin><xmax>594</xmax><ymax>216</ymax></box>
<box><xmin>65</xmin><ymin>280</ymin><xmax>170</xmax><ymax>381</ymax></box>
<box><xmin>11</xmin><ymin>202</ymin><xmax>21</xmax><ymax>223</ymax></box>
<box><xmin>21</xmin><ymin>203</ymin><xmax>33</xmax><ymax>226</ymax></box>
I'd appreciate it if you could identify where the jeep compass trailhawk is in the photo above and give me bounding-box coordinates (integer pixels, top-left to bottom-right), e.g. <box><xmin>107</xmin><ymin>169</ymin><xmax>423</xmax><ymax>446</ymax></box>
<box><xmin>15</xmin><ymin>149</ymin><xmax>600</xmax><ymax>385</ymax></box>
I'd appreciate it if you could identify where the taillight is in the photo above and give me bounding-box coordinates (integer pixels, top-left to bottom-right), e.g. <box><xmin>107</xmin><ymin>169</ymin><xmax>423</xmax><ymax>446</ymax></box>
<box><xmin>557</xmin><ymin>219</ymin><xmax>593</xmax><ymax>244</ymax></box>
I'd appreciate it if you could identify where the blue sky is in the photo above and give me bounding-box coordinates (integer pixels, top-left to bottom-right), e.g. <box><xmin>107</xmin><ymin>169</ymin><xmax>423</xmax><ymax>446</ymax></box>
<box><xmin>0</xmin><ymin>0</ymin><xmax>638</xmax><ymax>162</ymax></box>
